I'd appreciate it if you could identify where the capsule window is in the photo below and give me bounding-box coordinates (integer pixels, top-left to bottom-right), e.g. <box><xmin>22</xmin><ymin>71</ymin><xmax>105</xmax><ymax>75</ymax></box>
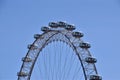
<box><xmin>65</xmin><ymin>24</ymin><xmax>76</xmax><ymax>31</ymax></box>
<box><xmin>17</xmin><ymin>72</ymin><xmax>28</xmax><ymax>77</ymax></box>
<box><xmin>41</xmin><ymin>27</ymin><xmax>50</xmax><ymax>32</ymax></box>
<box><xmin>80</xmin><ymin>43</ymin><xmax>91</xmax><ymax>48</ymax></box>
<box><xmin>85</xmin><ymin>57</ymin><xmax>97</xmax><ymax>63</ymax></box>
<box><xmin>57</xmin><ymin>21</ymin><xmax>67</xmax><ymax>27</ymax></box>
<box><xmin>34</xmin><ymin>34</ymin><xmax>41</xmax><ymax>39</ymax></box>
<box><xmin>22</xmin><ymin>57</ymin><xmax>32</xmax><ymax>62</ymax></box>
<box><xmin>27</xmin><ymin>44</ymin><xmax>38</xmax><ymax>50</ymax></box>
<box><xmin>72</xmin><ymin>32</ymin><xmax>84</xmax><ymax>38</ymax></box>
<box><xmin>90</xmin><ymin>75</ymin><xmax>102</xmax><ymax>80</ymax></box>
<box><xmin>49</xmin><ymin>22</ymin><xmax>58</xmax><ymax>28</ymax></box>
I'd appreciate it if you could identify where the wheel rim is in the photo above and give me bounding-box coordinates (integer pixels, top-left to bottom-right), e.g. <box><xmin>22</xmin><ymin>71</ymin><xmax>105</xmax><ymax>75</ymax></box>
<box><xmin>18</xmin><ymin>24</ymin><xmax>99</xmax><ymax>80</ymax></box>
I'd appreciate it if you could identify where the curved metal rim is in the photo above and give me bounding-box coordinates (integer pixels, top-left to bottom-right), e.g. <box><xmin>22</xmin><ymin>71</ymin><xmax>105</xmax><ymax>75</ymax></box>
<box><xmin>18</xmin><ymin>30</ymin><xmax>97</xmax><ymax>80</ymax></box>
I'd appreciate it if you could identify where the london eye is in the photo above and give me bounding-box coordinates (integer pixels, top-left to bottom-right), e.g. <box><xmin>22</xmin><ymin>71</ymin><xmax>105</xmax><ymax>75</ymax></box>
<box><xmin>17</xmin><ymin>21</ymin><xmax>102</xmax><ymax>80</ymax></box>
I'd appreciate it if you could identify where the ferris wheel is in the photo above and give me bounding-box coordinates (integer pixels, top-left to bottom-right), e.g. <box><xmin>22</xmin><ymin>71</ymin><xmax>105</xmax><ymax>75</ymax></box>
<box><xmin>17</xmin><ymin>21</ymin><xmax>102</xmax><ymax>80</ymax></box>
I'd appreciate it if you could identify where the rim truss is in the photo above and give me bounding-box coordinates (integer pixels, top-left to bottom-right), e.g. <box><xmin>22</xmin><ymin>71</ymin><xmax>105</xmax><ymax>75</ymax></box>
<box><xmin>17</xmin><ymin>21</ymin><xmax>101</xmax><ymax>80</ymax></box>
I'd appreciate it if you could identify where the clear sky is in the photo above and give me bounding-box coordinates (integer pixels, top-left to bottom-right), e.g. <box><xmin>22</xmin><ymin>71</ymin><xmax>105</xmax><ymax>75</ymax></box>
<box><xmin>0</xmin><ymin>0</ymin><xmax>120</xmax><ymax>80</ymax></box>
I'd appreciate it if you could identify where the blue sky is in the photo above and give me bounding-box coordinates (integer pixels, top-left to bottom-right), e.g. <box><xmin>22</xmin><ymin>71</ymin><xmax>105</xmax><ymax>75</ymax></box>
<box><xmin>0</xmin><ymin>0</ymin><xmax>120</xmax><ymax>80</ymax></box>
